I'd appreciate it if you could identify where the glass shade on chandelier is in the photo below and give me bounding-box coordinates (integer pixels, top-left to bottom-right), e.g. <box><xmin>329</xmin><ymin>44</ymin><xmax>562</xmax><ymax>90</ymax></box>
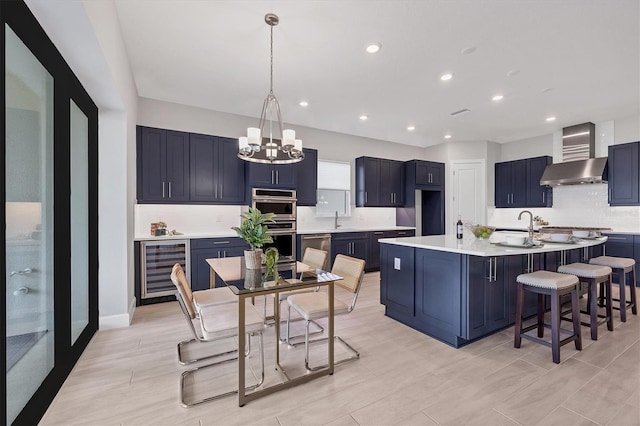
<box><xmin>238</xmin><ymin>13</ymin><xmax>304</xmax><ymax>164</ymax></box>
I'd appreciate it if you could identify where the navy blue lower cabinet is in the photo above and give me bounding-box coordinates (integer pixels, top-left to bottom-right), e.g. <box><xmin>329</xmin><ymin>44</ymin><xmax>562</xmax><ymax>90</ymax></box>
<box><xmin>466</xmin><ymin>256</ymin><xmax>509</xmax><ymax>340</ymax></box>
<box><xmin>380</xmin><ymin>244</ymin><xmax>414</xmax><ymax>318</ymax></box>
<box><xmin>190</xmin><ymin>238</ymin><xmax>249</xmax><ymax>290</ymax></box>
<box><xmin>380</xmin><ymin>244</ymin><xmax>547</xmax><ymax>348</ymax></box>
<box><xmin>414</xmin><ymin>249</ymin><xmax>463</xmax><ymax>346</ymax></box>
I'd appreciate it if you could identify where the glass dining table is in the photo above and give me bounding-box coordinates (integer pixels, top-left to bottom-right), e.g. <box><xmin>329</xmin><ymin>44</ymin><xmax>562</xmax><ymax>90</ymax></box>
<box><xmin>206</xmin><ymin>257</ymin><xmax>343</xmax><ymax>407</ymax></box>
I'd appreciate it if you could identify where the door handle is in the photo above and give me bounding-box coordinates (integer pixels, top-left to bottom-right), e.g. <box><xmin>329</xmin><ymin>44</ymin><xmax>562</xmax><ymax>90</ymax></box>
<box><xmin>487</xmin><ymin>258</ymin><xmax>493</xmax><ymax>282</ymax></box>
<box><xmin>168</xmin><ymin>181</ymin><xmax>172</xmax><ymax>198</ymax></box>
<box><xmin>162</xmin><ymin>181</ymin><xmax>166</xmax><ymax>198</ymax></box>
<box><xmin>219</xmin><ymin>184</ymin><xmax>223</xmax><ymax>199</ymax></box>
<box><xmin>271</xmin><ymin>170</ymin><xmax>275</xmax><ymax>184</ymax></box>
<box><xmin>10</xmin><ymin>268</ymin><xmax>33</xmax><ymax>277</ymax></box>
<box><xmin>276</xmin><ymin>170</ymin><xmax>279</xmax><ymax>184</ymax></box>
<box><xmin>542</xmin><ymin>192</ymin><xmax>545</xmax><ymax>204</ymax></box>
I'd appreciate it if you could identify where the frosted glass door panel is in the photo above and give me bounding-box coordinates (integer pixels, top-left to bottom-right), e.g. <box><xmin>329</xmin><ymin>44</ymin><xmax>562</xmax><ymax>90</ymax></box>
<box><xmin>5</xmin><ymin>24</ymin><xmax>55</xmax><ymax>425</ymax></box>
<box><xmin>70</xmin><ymin>100</ymin><xmax>89</xmax><ymax>344</ymax></box>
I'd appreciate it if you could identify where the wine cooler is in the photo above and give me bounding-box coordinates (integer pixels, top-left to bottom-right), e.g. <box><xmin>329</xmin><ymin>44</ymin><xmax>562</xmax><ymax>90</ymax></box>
<box><xmin>140</xmin><ymin>240</ymin><xmax>190</xmax><ymax>299</ymax></box>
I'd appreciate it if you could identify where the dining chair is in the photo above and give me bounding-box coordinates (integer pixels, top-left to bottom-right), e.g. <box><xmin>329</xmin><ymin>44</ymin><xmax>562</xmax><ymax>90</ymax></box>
<box><xmin>275</xmin><ymin>247</ymin><xmax>328</xmax><ymax>340</ymax></box>
<box><xmin>285</xmin><ymin>254</ymin><xmax>366</xmax><ymax>371</ymax></box>
<box><xmin>171</xmin><ymin>264</ymin><xmax>265</xmax><ymax>407</ymax></box>
<box><xmin>171</xmin><ymin>263</ymin><xmax>237</xmax><ymax>364</ymax></box>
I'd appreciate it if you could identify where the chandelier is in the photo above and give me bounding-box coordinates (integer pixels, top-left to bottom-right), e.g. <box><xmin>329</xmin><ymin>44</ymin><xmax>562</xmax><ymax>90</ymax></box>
<box><xmin>238</xmin><ymin>13</ymin><xmax>304</xmax><ymax>164</ymax></box>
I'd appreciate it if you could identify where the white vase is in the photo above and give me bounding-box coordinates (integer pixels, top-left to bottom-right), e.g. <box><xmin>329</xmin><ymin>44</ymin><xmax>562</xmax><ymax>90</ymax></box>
<box><xmin>244</xmin><ymin>249</ymin><xmax>263</xmax><ymax>270</ymax></box>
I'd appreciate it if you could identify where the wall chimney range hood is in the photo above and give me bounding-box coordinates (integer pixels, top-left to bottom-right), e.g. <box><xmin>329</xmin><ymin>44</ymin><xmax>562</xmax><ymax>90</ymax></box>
<box><xmin>540</xmin><ymin>122</ymin><xmax>608</xmax><ymax>186</ymax></box>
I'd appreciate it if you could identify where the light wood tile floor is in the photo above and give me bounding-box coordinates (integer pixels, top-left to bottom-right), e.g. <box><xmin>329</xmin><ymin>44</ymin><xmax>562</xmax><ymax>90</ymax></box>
<box><xmin>41</xmin><ymin>273</ymin><xmax>640</xmax><ymax>426</ymax></box>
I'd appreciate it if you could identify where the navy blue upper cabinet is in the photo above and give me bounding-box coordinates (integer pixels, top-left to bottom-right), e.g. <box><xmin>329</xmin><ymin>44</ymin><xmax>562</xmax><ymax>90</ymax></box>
<box><xmin>526</xmin><ymin>156</ymin><xmax>553</xmax><ymax>207</ymax></box>
<box><xmin>294</xmin><ymin>148</ymin><xmax>318</xmax><ymax>206</ymax></box>
<box><xmin>247</xmin><ymin>161</ymin><xmax>297</xmax><ymax>189</ymax></box>
<box><xmin>189</xmin><ymin>134</ymin><xmax>245</xmax><ymax>204</ymax></box>
<box><xmin>414</xmin><ymin>160</ymin><xmax>444</xmax><ymax>189</ymax></box>
<box><xmin>137</xmin><ymin>126</ymin><xmax>189</xmax><ymax>203</ymax></box>
<box><xmin>356</xmin><ymin>156</ymin><xmax>404</xmax><ymax>207</ymax></box>
<box><xmin>495</xmin><ymin>156</ymin><xmax>552</xmax><ymax>208</ymax></box>
<box><xmin>495</xmin><ymin>159</ymin><xmax>526</xmax><ymax>207</ymax></box>
<box><xmin>608</xmin><ymin>141</ymin><xmax>639</xmax><ymax>206</ymax></box>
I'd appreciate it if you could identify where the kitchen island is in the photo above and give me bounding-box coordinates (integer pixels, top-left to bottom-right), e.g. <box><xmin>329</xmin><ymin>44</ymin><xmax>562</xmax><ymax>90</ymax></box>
<box><xmin>379</xmin><ymin>234</ymin><xmax>607</xmax><ymax>347</ymax></box>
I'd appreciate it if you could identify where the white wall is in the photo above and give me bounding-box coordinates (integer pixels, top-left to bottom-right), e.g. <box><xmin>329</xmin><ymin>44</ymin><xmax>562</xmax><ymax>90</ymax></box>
<box><xmin>614</xmin><ymin>114</ymin><xmax>640</xmax><ymax>144</ymax></box>
<box><xmin>27</xmin><ymin>0</ymin><xmax>140</xmax><ymax>328</ymax></box>
<box><xmin>83</xmin><ymin>0</ymin><xmax>139</xmax><ymax>328</ymax></box>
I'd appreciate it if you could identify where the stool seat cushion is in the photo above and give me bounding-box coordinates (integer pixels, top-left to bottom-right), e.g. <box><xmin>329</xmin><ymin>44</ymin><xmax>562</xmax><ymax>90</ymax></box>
<box><xmin>517</xmin><ymin>270</ymin><xmax>578</xmax><ymax>289</ymax></box>
<box><xmin>589</xmin><ymin>256</ymin><xmax>635</xmax><ymax>269</ymax></box>
<box><xmin>558</xmin><ymin>263</ymin><xmax>612</xmax><ymax>278</ymax></box>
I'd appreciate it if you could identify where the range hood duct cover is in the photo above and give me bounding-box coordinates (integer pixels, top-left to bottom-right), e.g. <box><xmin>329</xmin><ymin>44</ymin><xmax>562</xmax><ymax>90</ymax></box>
<box><xmin>540</xmin><ymin>122</ymin><xmax>608</xmax><ymax>186</ymax></box>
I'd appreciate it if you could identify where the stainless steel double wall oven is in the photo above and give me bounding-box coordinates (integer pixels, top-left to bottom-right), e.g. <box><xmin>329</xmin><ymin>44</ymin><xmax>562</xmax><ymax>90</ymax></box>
<box><xmin>251</xmin><ymin>188</ymin><xmax>297</xmax><ymax>263</ymax></box>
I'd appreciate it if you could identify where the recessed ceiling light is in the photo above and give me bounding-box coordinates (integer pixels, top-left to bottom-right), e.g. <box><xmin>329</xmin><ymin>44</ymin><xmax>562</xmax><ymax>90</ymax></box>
<box><xmin>546</xmin><ymin>116</ymin><xmax>556</xmax><ymax>122</ymax></box>
<box><xmin>407</xmin><ymin>125</ymin><xmax>415</xmax><ymax>131</ymax></box>
<box><xmin>366</xmin><ymin>43</ymin><xmax>381</xmax><ymax>53</ymax></box>
<box><xmin>440</xmin><ymin>73</ymin><xmax>454</xmax><ymax>81</ymax></box>
<box><xmin>299</xmin><ymin>100</ymin><xmax>309</xmax><ymax>107</ymax></box>
<box><xmin>444</xmin><ymin>134</ymin><xmax>452</xmax><ymax>139</ymax></box>
<box><xmin>506</xmin><ymin>69</ymin><xmax>520</xmax><ymax>77</ymax></box>
<box><xmin>359</xmin><ymin>115</ymin><xmax>368</xmax><ymax>121</ymax></box>
<box><xmin>542</xmin><ymin>87</ymin><xmax>553</xmax><ymax>93</ymax></box>
<box><xmin>492</xmin><ymin>94</ymin><xmax>504</xmax><ymax>101</ymax></box>
<box><xmin>461</xmin><ymin>46</ymin><xmax>476</xmax><ymax>55</ymax></box>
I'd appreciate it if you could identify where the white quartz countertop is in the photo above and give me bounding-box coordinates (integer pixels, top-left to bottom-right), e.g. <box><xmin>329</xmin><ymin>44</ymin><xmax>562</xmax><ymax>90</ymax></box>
<box><xmin>379</xmin><ymin>233</ymin><xmax>607</xmax><ymax>257</ymax></box>
<box><xmin>134</xmin><ymin>226</ymin><xmax>416</xmax><ymax>241</ymax></box>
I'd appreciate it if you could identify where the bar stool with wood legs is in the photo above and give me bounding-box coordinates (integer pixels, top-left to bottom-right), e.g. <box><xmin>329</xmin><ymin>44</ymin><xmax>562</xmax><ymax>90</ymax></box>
<box><xmin>514</xmin><ymin>270</ymin><xmax>582</xmax><ymax>364</ymax></box>
<box><xmin>557</xmin><ymin>263</ymin><xmax>613</xmax><ymax>340</ymax></box>
<box><xmin>589</xmin><ymin>256</ymin><xmax>637</xmax><ymax>322</ymax></box>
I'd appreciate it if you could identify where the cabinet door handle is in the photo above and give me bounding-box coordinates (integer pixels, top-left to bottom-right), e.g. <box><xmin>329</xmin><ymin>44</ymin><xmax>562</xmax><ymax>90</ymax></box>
<box><xmin>219</xmin><ymin>184</ymin><xmax>223</xmax><ymax>199</ymax></box>
<box><xmin>365</xmin><ymin>192</ymin><xmax>368</xmax><ymax>203</ymax></box>
<box><xmin>487</xmin><ymin>258</ymin><xmax>493</xmax><ymax>282</ymax></box>
<box><xmin>213</xmin><ymin>241</ymin><xmax>230</xmax><ymax>245</ymax></box>
<box><xmin>162</xmin><ymin>181</ymin><xmax>166</xmax><ymax>198</ymax></box>
<box><xmin>276</xmin><ymin>170</ymin><xmax>279</xmax><ymax>184</ymax></box>
<box><xmin>271</xmin><ymin>170</ymin><xmax>275</xmax><ymax>184</ymax></box>
<box><xmin>168</xmin><ymin>182</ymin><xmax>172</xmax><ymax>198</ymax></box>
<box><xmin>542</xmin><ymin>192</ymin><xmax>545</xmax><ymax>204</ymax></box>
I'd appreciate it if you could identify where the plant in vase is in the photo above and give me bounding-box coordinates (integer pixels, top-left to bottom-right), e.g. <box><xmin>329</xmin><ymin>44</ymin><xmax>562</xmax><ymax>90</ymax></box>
<box><xmin>264</xmin><ymin>247</ymin><xmax>279</xmax><ymax>283</ymax></box>
<box><xmin>231</xmin><ymin>207</ymin><xmax>275</xmax><ymax>269</ymax></box>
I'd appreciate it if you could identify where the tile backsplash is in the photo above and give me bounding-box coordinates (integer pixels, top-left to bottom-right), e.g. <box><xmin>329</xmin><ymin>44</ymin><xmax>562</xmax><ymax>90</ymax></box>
<box><xmin>487</xmin><ymin>184</ymin><xmax>640</xmax><ymax>233</ymax></box>
<box><xmin>134</xmin><ymin>204</ymin><xmax>399</xmax><ymax>236</ymax></box>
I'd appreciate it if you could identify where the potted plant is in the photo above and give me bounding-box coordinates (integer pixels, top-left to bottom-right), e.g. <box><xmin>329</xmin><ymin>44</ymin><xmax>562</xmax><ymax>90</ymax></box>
<box><xmin>231</xmin><ymin>207</ymin><xmax>275</xmax><ymax>269</ymax></box>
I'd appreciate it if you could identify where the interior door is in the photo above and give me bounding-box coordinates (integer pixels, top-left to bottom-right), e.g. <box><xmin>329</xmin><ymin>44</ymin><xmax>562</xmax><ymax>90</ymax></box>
<box><xmin>451</xmin><ymin>160</ymin><xmax>486</xmax><ymax>234</ymax></box>
<box><xmin>5</xmin><ymin>24</ymin><xmax>55</xmax><ymax>425</ymax></box>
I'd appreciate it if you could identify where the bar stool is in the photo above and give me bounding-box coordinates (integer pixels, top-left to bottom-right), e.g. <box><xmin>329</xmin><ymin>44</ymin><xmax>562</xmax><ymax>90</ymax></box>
<box><xmin>514</xmin><ymin>270</ymin><xmax>582</xmax><ymax>364</ymax></box>
<box><xmin>589</xmin><ymin>256</ymin><xmax>637</xmax><ymax>322</ymax></box>
<box><xmin>557</xmin><ymin>263</ymin><xmax>613</xmax><ymax>340</ymax></box>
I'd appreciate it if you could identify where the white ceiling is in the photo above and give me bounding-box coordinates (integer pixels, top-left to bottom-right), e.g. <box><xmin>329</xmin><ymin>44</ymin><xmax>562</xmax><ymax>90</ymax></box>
<box><xmin>114</xmin><ymin>0</ymin><xmax>639</xmax><ymax>148</ymax></box>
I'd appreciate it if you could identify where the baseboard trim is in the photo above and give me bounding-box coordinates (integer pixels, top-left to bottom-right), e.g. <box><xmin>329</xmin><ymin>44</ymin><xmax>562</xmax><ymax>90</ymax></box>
<box><xmin>98</xmin><ymin>297</ymin><xmax>136</xmax><ymax>329</ymax></box>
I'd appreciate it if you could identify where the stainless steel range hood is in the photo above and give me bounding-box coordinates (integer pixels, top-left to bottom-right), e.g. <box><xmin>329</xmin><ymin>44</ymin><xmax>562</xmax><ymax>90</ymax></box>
<box><xmin>540</xmin><ymin>122</ymin><xmax>608</xmax><ymax>186</ymax></box>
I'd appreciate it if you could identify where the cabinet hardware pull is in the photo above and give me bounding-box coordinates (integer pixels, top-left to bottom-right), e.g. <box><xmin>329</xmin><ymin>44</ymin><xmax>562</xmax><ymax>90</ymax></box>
<box><xmin>162</xmin><ymin>181</ymin><xmax>166</xmax><ymax>198</ymax></box>
<box><xmin>487</xmin><ymin>258</ymin><xmax>493</xmax><ymax>282</ymax></box>
<box><xmin>542</xmin><ymin>192</ymin><xmax>545</xmax><ymax>203</ymax></box>
<box><xmin>365</xmin><ymin>192</ymin><xmax>368</xmax><ymax>203</ymax></box>
<box><xmin>168</xmin><ymin>182</ymin><xmax>172</xmax><ymax>198</ymax></box>
<box><xmin>213</xmin><ymin>241</ymin><xmax>230</xmax><ymax>245</ymax></box>
<box><xmin>220</xmin><ymin>184</ymin><xmax>223</xmax><ymax>199</ymax></box>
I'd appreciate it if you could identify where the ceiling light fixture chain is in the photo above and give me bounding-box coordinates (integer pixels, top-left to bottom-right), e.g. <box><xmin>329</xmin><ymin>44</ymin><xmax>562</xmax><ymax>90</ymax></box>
<box><xmin>238</xmin><ymin>13</ymin><xmax>303</xmax><ymax>164</ymax></box>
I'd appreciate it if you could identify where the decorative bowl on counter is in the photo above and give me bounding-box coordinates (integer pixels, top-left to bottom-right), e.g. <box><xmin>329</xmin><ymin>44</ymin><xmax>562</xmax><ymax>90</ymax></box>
<box><xmin>505</xmin><ymin>235</ymin><xmax>526</xmax><ymax>246</ymax></box>
<box><xmin>467</xmin><ymin>225</ymin><xmax>496</xmax><ymax>239</ymax></box>
<box><xmin>550</xmin><ymin>233</ymin><xmax>571</xmax><ymax>242</ymax></box>
<box><xmin>572</xmin><ymin>230</ymin><xmax>590</xmax><ymax>238</ymax></box>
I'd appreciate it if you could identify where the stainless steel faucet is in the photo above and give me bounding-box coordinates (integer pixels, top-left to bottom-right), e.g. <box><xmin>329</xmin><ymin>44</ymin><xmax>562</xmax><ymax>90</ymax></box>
<box><xmin>334</xmin><ymin>211</ymin><xmax>340</xmax><ymax>229</ymax></box>
<box><xmin>518</xmin><ymin>210</ymin><xmax>534</xmax><ymax>239</ymax></box>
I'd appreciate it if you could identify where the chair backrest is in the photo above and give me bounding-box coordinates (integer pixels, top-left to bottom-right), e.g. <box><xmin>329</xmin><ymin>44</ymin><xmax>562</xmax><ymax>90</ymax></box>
<box><xmin>302</xmin><ymin>247</ymin><xmax>328</xmax><ymax>271</ymax></box>
<box><xmin>170</xmin><ymin>263</ymin><xmax>196</xmax><ymax>319</ymax></box>
<box><xmin>331</xmin><ymin>254</ymin><xmax>366</xmax><ymax>294</ymax></box>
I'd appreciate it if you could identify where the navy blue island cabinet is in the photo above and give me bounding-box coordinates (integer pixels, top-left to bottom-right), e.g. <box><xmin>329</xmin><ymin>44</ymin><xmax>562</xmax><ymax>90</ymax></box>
<box><xmin>380</xmin><ymin>244</ymin><xmax>540</xmax><ymax>347</ymax></box>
